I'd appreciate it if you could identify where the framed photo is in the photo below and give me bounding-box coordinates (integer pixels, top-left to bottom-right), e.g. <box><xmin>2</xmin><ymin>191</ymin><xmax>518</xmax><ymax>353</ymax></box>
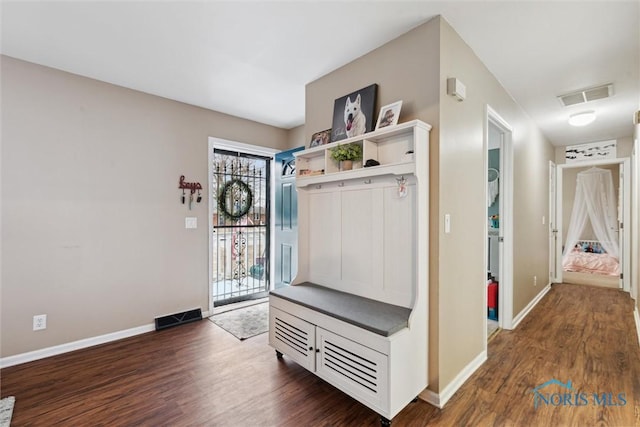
<box><xmin>375</xmin><ymin>101</ymin><xmax>402</xmax><ymax>130</ymax></box>
<box><xmin>330</xmin><ymin>84</ymin><xmax>377</xmax><ymax>142</ymax></box>
<box><xmin>309</xmin><ymin>128</ymin><xmax>331</xmax><ymax>148</ymax></box>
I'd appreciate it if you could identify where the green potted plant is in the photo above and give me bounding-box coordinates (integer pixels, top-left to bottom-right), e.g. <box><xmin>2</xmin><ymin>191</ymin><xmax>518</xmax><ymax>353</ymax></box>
<box><xmin>330</xmin><ymin>143</ymin><xmax>362</xmax><ymax>171</ymax></box>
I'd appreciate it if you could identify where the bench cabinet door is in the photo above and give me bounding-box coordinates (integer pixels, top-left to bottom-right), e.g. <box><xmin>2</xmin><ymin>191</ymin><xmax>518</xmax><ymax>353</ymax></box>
<box><xmin>269</xmin><ymin>306</ymin><xmax>316</xmax><ymax>371</ymax></box>
<box><xmin>315</xmin><ymin>327</ymin><xmax>389</xmax><ymax>414</ymax></box>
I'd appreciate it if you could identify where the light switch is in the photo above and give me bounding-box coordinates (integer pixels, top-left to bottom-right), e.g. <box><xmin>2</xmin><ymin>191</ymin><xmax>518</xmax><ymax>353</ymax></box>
<box><xmin>444</xmin><ymin>214</ymin><xmax>451</xmax><ymax>234</ymax></box>
<box><xmin>185</xmin><ymin>217</ymin><xmax>197</xmax><ymax>229</ymax></box>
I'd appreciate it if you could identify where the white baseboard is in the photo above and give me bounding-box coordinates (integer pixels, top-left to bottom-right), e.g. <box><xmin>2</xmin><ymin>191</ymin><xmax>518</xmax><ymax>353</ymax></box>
<box><xmin>634</xmin><ymin>307</ymin><xmax>640</xmax><ymax>348</ymax></box>
<box><xmin>2</xmin><ymin>307</ymin><xmax>211</xmax><ymax>369</ymax></box>
<box><xmin>0</xmin><ymin>323</ymin><xmax>156</xmax><ymax>369</ymax></box>
<box><xmin>511</xmin><ymin>283</ymin><xmax>551</xmax><ymax>329</ymax></box>
<box><xmin>419</xmin><ymin>350</ymin><xmax>487</xmax><ymax>408</ymax></box>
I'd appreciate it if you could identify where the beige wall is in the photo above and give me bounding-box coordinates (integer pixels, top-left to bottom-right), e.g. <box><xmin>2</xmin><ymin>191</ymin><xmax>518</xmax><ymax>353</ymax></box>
<box><xmin>305</xmin><ymin>16</ymin><xmax>555</xmax><ymax>394</ymax></box>
<box><xmin>439</xmin><ymin>18</ymin><xmax>554</xmax><ymax>386</ymax></box>
<box><xmin>304</xmin><ymin>22</ymin><xmax>441</xmax><ymax>146</ymax></box>
<box><xmin>1</xmin><ymin>56</ymin><xmax>288</xmax><ymax>357</ymax></box>
<box><xmin>286</xmin><ymin>124</ymin><xmax>306</xmax><ymax>150</ymax></box>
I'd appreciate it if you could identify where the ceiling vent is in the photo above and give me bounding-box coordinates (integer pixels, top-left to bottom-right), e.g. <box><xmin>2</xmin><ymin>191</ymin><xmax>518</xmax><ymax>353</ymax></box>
<box><xmin>558</xmin><ymin>83</ymin><xmax>613</xmax><ymax>107</ymax></box>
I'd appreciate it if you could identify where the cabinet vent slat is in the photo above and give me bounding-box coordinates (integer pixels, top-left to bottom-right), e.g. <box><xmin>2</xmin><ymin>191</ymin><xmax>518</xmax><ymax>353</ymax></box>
<box><xmin>324</xmin><ymin>346</ymin><xmax>377</xmax><ymax>379</ymax></box>
<box><xmin>324</xmin><ymin>361</ymin><xmax>378</xmax><ymax>393</ymax></box>
<box><xmin>274</xmin><ymin>322</ymin><xmax>307</xmax><ymax>348</ymax></box>
<box><xmin>325</xmin><ymin>340</ymin><xmax>377</xmax><ymax>370</ymax></box>
<box><xmin>274</xmin><ymin>317</ymin><xmax>309</xmax><ymax>356</ymax></box>
<box><xmin>274</xmin><ymin>330</ymin><xmax>307</xmax><ymax>356</ymax></box>
<box><xmin>323</xmin><ymin>340</ymin><xmax>379</xmax><ymax>392</ymax></box>
<box><xmin>275</xmin><ymin>317</ymin><xmax>308</xmax><ymax>338</ymax></box>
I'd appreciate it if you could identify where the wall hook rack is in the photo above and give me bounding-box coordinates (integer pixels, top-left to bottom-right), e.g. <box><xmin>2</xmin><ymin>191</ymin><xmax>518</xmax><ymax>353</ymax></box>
<box><xmin>179</xmin><ymin>175</ymin><xmax>203</xmax><ymax>208</ymax></box>
<box><xmin>179</xmin><ymin>175</ymin><xmax>202</xmax><ymax>194</ymax></box>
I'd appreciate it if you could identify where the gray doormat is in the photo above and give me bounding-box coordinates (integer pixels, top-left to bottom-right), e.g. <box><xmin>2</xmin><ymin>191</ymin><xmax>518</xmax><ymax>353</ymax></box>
<box><xmin>0</xmin><ymin>396</ymin><xmax>15</xmax><ymax>427</ymax></box>
<box><xmin>209</xmin><ymin>302</ymin><xmax>269</xmax><ymax>340</ymax></box>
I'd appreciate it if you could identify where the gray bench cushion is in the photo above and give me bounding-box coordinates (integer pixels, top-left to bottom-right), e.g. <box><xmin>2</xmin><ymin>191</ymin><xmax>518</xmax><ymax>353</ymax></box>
<box><xmin>269</xmin><ymin>282</ymin><xmax>411</xmax><ymax>337</ymax></box>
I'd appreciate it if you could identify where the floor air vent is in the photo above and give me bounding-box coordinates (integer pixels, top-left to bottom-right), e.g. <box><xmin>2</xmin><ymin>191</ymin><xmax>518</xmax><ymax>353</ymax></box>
<box><xmin>155</xmin><ymin>308</ymin><xmax>202</xmax><ymax>330</ymax></box>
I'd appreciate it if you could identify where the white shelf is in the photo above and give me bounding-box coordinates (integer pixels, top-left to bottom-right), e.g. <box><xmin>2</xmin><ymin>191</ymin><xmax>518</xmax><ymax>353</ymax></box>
<box><xmin>297</xmin><ymin>162</ymin><xmax>415</xmax><ymax>188</ymax></box>
<box><xmin>295</xmin><ymin>120</ymin><xmax>430</xmax><ymax>188</ymax></box>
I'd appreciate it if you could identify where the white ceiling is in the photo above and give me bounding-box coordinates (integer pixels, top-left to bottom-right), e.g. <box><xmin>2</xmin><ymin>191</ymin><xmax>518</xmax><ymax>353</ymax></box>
<box><xmin>2</xmin><ymin>1</ymin><xmax>638</xmax><ymax>146</ymax></box>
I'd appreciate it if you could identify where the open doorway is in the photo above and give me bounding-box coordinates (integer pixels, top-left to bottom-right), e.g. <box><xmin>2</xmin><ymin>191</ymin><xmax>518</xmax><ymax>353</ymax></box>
<box><xmin>553</xmin><ymin>158</ymin><xmax>631</xmax><ymax>292</ymax></box>
<box><xmin>208</xmin><ymin>138</ymin><xmax>279</xmax><ymax>312</ymax></box>
<box><xmin>487</xmin><ymin>122</ymin><xmax>501</xmax><ymax>338</ymax></box>
<box><xmin>485</xmin><ymin>106</ymin><xmax>514</xmax><ymax>343</ymax></box>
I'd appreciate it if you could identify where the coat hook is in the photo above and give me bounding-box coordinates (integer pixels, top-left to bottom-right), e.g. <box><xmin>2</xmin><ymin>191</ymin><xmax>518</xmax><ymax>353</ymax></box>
<box><xmin>397</xmin><ymin>176</ymin><xmax>408</xmax><ymax>198</ymax></box>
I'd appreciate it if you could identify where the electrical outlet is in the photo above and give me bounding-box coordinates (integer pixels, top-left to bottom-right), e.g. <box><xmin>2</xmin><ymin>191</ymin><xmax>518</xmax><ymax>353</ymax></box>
<box><xmin>33</xmin><ymin>314</ymin><xmax>47</xmax><ymax>331</ymax></box>
<box><xmin>533</xmin><ymin>276</ymin><xmax>537</xmax><ymax>286</ymax></box>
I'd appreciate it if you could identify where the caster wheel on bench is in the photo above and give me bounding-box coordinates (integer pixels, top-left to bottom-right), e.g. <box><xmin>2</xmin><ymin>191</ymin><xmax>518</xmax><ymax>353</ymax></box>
<box><xmin>275</xmin><ymin>350</ymin><xmax>283</xmax><ymax>359</ymax></box>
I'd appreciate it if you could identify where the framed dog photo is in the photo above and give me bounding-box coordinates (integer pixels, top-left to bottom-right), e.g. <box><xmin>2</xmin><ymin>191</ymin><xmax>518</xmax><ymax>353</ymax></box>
<box><xmin>309</xmin><ymin>128</ymin><xmax>331</xmax><ymax>148</ymax></box>
<box><xmin>330</xmin><ymin>84</ymin><xmax>377</xmax><ymax>142</ymax></box>
<box><xmin>375</xmin><ymin>100</ymin><xmax>403</xmax><ymax>130</ymax></box>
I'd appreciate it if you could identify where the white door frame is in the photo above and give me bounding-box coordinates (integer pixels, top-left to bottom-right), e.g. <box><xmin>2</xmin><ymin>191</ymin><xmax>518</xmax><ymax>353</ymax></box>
<box><xmin>207</xmin><ymin>137</ymin><xmax>279</xmax><ymax>313</ymax></box>
<box><xmin>632</xmin><ymin>133</ymin><xmax>639</xmax><ymax>301</ymax></box>
<box><xmin>549</xmin><ymin>161</ymin><xmax>560</xmax><ymax>283</ymax></box>
<box><xmin>555</xmin><ymin>157</ymin><xmax>631</xmax><ymax>292</ymax></box>
<box><xmin>485</xmin><ymin>105</ymin><xmax>514</xmax><ymax>334</ymax></box>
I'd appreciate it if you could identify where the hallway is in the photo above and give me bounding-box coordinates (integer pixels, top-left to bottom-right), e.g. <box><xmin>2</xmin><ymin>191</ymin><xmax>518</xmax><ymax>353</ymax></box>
<box><xmin>420</xmin><ymin>283</ymin><xmax>640</xmax><ymax>426</ymax></box>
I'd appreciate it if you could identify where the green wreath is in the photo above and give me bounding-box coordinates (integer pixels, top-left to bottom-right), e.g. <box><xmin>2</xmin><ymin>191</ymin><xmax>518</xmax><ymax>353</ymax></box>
<box><xmin>218</xmin><ymin>179</ymin><xmax>253</xmax><ymax>221</ymax></box>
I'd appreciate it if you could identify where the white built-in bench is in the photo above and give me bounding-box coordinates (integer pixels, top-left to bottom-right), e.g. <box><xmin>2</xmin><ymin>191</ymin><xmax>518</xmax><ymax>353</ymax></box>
<box><xmin>269</xmin><ymin>121</ymin><xmax>431</xmax><ymax>426</ymax></box>
<box><xmin>270</xmin><ymin>282</ymin><xmax>411</xmax><ymax>337</ymax></box>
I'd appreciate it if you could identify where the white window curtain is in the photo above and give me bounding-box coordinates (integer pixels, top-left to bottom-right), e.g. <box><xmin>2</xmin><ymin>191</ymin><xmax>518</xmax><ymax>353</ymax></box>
<box><xmin>563</xmin><ymin>167</ymin><xmax>619</xmax><ymax>259</ymax></box>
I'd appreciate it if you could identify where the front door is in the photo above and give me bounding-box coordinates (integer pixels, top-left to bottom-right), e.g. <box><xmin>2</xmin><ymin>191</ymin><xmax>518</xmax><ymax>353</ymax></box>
<box><xmin>274</xmin><ymin>147</ymin><xmax>303</xmax><ymax>289</ymax></box>
<box><xmin>211</xmin><ymin>149</ymin><xmax>271</xmax><ymax>306</ymax></box>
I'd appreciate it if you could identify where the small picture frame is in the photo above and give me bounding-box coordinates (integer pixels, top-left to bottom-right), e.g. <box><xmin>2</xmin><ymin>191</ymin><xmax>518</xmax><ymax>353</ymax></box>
<box><xmin>309</xmin><ymin>128</ymin><xmax>331</xmax><ymax>148</ymax></box>
<box><xmin>375</xmin><ymin>101</ymin><xmax>403</xmax><ymax>130</ymax></box>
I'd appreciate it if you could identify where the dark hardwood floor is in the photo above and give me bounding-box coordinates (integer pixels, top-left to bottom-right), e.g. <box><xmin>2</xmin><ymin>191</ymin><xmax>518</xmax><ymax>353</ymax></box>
<box><xmin>2</xmin><ymin>283</ymin><xmax>639</xmax><ymax>426</ymax></box>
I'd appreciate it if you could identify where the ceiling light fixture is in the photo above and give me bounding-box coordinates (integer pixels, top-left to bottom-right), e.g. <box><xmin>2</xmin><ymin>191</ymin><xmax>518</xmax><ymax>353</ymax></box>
<box><xmin>568</xmin><ymin>111</ymin><xmax>596</xmax><ymax>127</ymax></box>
